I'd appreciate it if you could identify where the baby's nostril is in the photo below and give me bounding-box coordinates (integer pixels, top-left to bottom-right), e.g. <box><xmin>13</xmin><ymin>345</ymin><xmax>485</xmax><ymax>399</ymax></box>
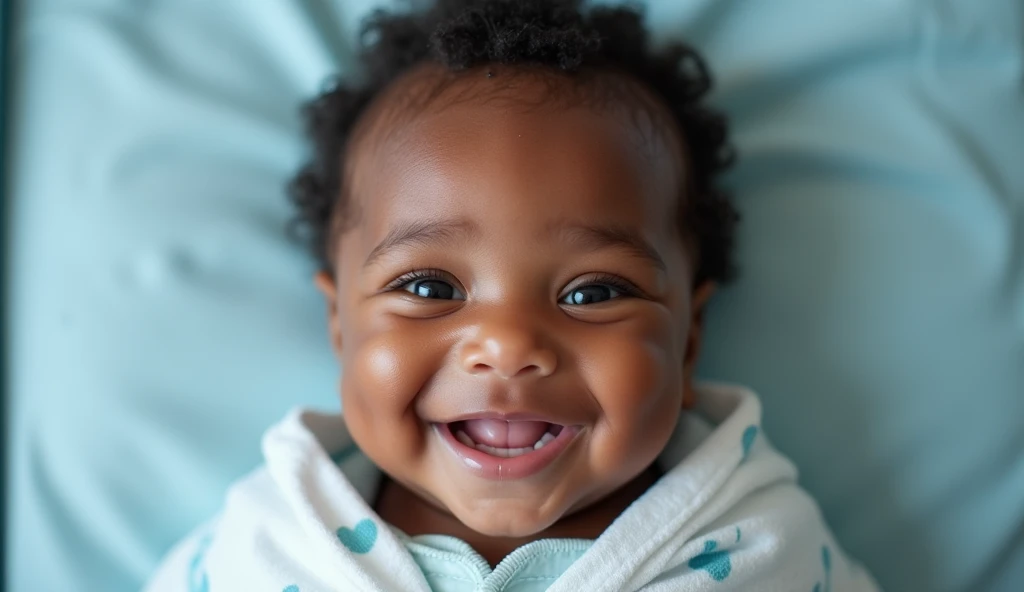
<box><xmin>470</xmin><ymin>362</ymin><xmax>542</xmax><ymax>377</ymax></box>
<box><xmin>505</xmin><ymin>363</ymin><xmax>543</xmax><ymax>378</ymax></box>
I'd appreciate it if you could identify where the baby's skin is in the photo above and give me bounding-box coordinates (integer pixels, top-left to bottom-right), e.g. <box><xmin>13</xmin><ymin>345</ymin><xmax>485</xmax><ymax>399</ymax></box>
<box><xmin>315</xmin><ymin>63</ymin><xmax>715</xmax><ymax>567</ymax></box>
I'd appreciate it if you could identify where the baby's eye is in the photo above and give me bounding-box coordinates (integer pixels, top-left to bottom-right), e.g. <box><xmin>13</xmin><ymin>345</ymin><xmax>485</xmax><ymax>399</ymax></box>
<box><xmin>402</xmin><ymin>278</ymin><xmax>465</xmax><ymax>300</ymax></box>
<box><xmin>561</xmin><ymin>284</ymin><xmax>623</xmax><ymax>305</ymax></box>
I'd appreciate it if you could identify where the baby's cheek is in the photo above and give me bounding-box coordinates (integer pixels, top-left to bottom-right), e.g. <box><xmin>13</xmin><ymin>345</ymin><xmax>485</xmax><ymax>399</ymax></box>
<box><xmin>341</xmin><ymin>326</ymin><xmax>443</xmax><ymax>463</ymax></box>
<box><xmin>344</xmin><ymin>316</ymin><xmax>444</xmax><ymax>401</ymax></box>
<box><xmin>580</xmin><ymin>322</ymin><xmax>683</xmax><ymax>474</ymax></box>
<box><xmin>584</xmin><ymin>323</ymin><xmax>681</xmax><ymax>418</ymax></box>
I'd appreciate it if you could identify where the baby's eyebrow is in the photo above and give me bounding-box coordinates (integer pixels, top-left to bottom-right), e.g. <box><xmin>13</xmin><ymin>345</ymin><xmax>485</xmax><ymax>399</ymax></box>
<box><xmin>552</xmin><ymin>222</ymin><xmax>667</xmax><ymax>272</ymax></box>
<box><xmin>364</xmin><ymin>218</ymin><xmax>478</xmax><ymax>268</ymax></box>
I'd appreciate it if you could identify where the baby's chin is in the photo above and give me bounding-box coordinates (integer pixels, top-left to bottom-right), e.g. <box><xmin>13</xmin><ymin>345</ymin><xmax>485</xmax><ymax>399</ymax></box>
<box><xmin>441</xmin><ymin>486</ymin><xmax>609</xmax><ymax>539</ymax></box>
<box><xmin>447</xmin><ymin>499</ymin><xmax>567</xmax><ymax>538</ymax></box>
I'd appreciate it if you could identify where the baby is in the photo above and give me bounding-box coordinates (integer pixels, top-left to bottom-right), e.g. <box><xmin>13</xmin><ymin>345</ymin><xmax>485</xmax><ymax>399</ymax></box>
<box><xmin>146</xmin><ymin>1</ymin><xmax>880</xmax><ymax>590</ymax></box>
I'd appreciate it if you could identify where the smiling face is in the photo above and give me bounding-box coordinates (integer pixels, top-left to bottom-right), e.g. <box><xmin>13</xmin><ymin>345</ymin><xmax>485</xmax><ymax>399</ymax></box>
<box><xmin>316</xmin><ymin>65</ymin><xmax>713</xmax><ymax>539</ymax></box>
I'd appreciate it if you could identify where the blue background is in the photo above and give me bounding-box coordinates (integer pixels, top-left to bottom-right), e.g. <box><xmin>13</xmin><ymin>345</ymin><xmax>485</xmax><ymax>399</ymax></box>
<box><xmin>4</xmin><ymin>1</ymin><xmax>1023</xmax><ymax>590</ymax></box>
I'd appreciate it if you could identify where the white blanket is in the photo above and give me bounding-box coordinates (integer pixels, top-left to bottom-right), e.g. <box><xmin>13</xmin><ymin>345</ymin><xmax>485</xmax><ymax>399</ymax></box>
<box><xmin>144</xmin><ymin>384</ymin><xmax>880</xmax><ymax>591</ymax></box>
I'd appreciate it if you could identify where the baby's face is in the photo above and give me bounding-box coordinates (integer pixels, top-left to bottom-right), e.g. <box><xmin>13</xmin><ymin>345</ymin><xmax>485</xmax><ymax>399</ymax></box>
<box><xmin>318</xmin><ymin>67</ymin><xmax>711</xmax><ymax>538</ymax></box>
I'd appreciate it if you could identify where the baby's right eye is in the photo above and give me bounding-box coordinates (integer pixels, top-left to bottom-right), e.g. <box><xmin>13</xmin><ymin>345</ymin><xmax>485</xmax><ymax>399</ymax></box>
<box><xmin>403</xmin><ymin>278</ymin><xmax>463</xmax><ymax>300</ymax></box>
<box><xmin>389</xmin><ymin>271</ymin><xmax>466</xmax><ymax>301</ymax></box>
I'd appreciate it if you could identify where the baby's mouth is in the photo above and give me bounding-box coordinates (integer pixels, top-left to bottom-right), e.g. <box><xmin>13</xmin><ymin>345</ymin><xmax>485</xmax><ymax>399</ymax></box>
<box><xmin>447</xmin><ymin>419</ymin><xmax>565</xmax><ymax>458</ymax></box>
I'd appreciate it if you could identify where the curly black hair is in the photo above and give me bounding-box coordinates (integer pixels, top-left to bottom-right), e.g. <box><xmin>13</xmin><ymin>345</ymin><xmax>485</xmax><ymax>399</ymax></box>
<box><xmin>289</xmin><ymin>0</ymin><xmax>738</xmax><ymax>284</ymax></box>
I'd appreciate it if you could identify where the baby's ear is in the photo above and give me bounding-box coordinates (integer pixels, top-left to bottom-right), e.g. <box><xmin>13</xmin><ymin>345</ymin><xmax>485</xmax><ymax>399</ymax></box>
<box><xmin>314</xmin><ymin>271</ymin><xmax>344</xmax><ymax>356</ymax></box>
<box><xmin>682</xmin><ymin>281</ymin><xmax>717</xmax><ymax>409</ymax></box>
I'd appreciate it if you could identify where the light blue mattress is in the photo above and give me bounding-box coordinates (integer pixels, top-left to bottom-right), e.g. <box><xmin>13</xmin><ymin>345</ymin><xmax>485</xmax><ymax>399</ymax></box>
<box><xmin>5</xmin><ymin>1</ymin><xmax>1023</xmax><ymax>591</ymax></box>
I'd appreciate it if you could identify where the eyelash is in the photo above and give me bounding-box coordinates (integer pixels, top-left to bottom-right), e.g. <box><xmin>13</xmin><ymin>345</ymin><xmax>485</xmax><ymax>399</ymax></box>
<box><xmin>564</xmin><ymin>273</ymin><xmax>644</xmax><ymax>300</ymax></box>
<box><xmin>383</xmin><ymin>268</ymin><xmax>455</xmax><ymax>292</ymax></box>
<box><xmin>384</xmin><ymin>269</ymin><xmax>644</xmax><ymax>299</ymax></box>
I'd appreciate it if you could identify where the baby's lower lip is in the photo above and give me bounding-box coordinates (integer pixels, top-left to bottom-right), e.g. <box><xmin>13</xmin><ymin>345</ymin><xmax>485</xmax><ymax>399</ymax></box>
<box><xmin>435</xmin><ymin>421</ymin><xmax>580</xmax><ymax>480</ymax></box>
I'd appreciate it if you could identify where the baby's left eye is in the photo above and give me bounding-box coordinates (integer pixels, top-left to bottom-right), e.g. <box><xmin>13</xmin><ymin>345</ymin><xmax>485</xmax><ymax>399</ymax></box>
<box><xmin>561</xmin><ymin>284</ymin><xmax>623</xmax><ymax>305</ymax></box>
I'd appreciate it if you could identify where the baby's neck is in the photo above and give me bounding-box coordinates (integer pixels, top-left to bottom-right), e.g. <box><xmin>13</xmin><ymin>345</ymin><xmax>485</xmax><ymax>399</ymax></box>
<box><xmin>374</xmin><ymin>467</ymin><xmax>661</xmax><ymax>568</ymax></box>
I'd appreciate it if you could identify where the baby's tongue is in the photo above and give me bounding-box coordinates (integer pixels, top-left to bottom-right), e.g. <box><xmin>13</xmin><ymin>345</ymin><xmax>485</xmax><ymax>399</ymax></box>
<box><xmin>461</xmin><ymin>419</ymin><xmax>550</xmax><ymax>449</ymax></box>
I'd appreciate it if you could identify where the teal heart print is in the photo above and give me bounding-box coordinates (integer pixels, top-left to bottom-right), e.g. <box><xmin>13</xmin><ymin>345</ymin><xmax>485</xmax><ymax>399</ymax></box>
<box><xmin>337</xmin><ymin>519</ymin><xmax>378</xmax><ymax>554</ymax></box>
<box><xmin>688</xmin><ymin>539</ymin><xmax>732</xmax><ymax>582</ymax></box>
<box><xmin>741</xmin><ymin>425</ymin><xmax>758</xmax><ymax>460</ymax></box>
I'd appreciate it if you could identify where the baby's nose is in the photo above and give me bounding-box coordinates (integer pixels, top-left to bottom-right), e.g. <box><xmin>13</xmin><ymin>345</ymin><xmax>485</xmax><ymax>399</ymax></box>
<box><xmin>459</xmin><ymin>322</ymin><xmax>557</xmax><ymax>379</ymax></box>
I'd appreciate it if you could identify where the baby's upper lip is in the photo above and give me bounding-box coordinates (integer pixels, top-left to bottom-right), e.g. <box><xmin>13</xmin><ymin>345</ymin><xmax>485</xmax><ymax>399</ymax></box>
<box><xmin>441</xmin><ymin>411</ymin><xmax>575</xmax><ymax>426</ymax></box>
<box><xmin>422</xmin><ymin>383</ymin><xmax>589</xmax><ymax>426</ymax></box>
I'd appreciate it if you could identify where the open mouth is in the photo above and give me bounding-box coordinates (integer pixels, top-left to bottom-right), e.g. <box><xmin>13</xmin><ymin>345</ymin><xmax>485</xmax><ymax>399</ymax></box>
<box><xmin>448</xmin><ymin>420</ymin><xmax>565</xmax><ymax>458</ymax></box>
<box><xmin>436</xmin><ymin>418</ymin><xmax>580</xmax><ymax>480</ymax></box>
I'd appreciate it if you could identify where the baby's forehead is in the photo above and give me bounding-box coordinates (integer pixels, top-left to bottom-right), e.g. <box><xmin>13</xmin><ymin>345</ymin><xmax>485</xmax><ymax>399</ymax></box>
<box><xmin>350</xmin><ymin>62</ymin><xmax>687</xmax><ymax>171</ymax></box>
<box><xmin>339</xmin><ymin>64</ymin><xmax>688</xmax><ymax>251</ymax></box>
